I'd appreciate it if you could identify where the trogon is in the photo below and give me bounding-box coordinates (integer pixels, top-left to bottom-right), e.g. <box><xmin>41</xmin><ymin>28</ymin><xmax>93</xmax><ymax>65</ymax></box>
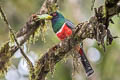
<box><xmin>33</xmin><ymin>11</ymin><xmax>94</xmax><ymax>77</ymax></box>
<box><xmin>50</xmin><ymin>12</ymin><xmax>94</xmax><ymax>76</ymax></box>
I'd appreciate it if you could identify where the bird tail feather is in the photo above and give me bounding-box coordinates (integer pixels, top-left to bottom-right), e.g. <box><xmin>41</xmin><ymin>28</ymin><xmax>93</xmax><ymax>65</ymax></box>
<box><xmin>78</xmin><ymin>46</ymin><xmax>94</xmax><ymax>77</ymax></box>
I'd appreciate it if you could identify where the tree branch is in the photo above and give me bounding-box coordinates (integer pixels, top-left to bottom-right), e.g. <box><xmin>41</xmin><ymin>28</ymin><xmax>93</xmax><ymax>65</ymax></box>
<box><xmin>0</xmin><ymin>0</ymin><xmax>57</xmax><ymax>76</ymax></box>
<box><xmin>0</xmin><ymin>6</ymin><xmax>35</xmax><ymax>78</ymax></box>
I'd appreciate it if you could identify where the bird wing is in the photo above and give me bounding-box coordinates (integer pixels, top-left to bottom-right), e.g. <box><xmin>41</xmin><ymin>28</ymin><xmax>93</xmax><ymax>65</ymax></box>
<box><xmin>65</xmin><ymin>19</ymin><xmax>75</xmax><ymax>29</ymax></box>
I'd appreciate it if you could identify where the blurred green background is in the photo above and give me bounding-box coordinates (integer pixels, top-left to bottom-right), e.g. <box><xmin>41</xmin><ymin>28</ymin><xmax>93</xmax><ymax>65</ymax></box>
<box><xmin>0</xmin><ymin>0</ymin><xmax>120</xmax><ymax>80</ymax></box>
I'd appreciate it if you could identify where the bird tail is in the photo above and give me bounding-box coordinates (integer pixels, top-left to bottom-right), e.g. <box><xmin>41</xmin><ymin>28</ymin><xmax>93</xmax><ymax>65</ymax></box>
<box><xmin>78</xmin><ymin>46</ymin><xmax>94</xmax><ymax>77</ymax></box>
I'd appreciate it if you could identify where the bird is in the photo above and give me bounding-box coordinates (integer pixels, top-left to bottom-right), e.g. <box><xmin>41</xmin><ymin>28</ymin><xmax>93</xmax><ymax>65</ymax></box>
<box><xmin>50</xmin><ymin>11</ymin><xmax>94</xmax><ymax>77</ymax></box>
<box><xmin>33</xmin><ymin>11</ymin><xmax>94</xmax><ymax>77</ymax></box>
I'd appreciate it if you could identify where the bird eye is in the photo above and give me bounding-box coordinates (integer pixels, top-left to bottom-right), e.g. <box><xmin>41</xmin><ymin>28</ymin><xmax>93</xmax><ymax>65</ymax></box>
<box><xmin>52</xmin><ymin>13</ymin><xmax>57</xmax><ymax>16</ymax></box>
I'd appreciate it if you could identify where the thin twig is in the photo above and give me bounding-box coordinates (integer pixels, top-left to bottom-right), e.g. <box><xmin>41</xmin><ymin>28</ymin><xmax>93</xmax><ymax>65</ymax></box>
<box><xmin>0</xmin><ymin>6</ymin><xmax>34</xmax><ymax>75</ymax></box>
<box><xmin>91</xmin><ymin>0</ymin><xmax>96</xmax><ymax>10</ymax></box>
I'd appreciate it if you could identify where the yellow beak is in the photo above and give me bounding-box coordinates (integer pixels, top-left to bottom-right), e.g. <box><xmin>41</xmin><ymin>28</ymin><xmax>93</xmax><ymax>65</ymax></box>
<box><xmin>45</xmin><ymin>14</ymin><xmax>53</xmax><ymax>20</ymax></box>
<box><xmin>36</xmin><ymin>14</ymin><xmax>53</xmax><ymax>20</ymax></box>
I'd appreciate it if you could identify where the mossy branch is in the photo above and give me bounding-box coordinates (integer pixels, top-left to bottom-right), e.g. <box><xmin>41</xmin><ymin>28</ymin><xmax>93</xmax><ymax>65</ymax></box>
<box><xmin>0</xmin><ymin>0</ymin><xmax>57</xmax><ymax>79</ymax></box>
<box><xmin>0</xmin><ymin>6</ymin><xmax>35</xmax><ymax>79</ymax></box>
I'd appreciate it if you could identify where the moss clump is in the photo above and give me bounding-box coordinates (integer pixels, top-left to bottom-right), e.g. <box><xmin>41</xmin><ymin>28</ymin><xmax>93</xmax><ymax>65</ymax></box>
<box><xmin>0</xmin><ymin>42</ymin><xmax>11</xmax><ymax>77</ymax></box>
<box><xmin>28</xmin><ymin>20</ymin><xmax>48</xmax><ymax>44</ymax></box>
